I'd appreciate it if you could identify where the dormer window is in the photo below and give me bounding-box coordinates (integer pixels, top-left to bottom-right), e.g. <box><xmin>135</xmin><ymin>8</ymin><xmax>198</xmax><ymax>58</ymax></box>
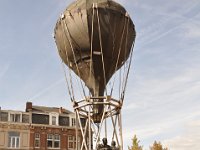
<box><xmin>9</xmin><ymin>113</ymin><xmax>21</xmax><ymax>123</ymax></box>
<box><xmin>52</xmin><ymin>116</ymin><xmax>57</xmax><ymax>125</ymax></box>
<box><xmin>49</xmin><ymin>113</ymin><xmax>59</xmax><ymax>126</ymax></box>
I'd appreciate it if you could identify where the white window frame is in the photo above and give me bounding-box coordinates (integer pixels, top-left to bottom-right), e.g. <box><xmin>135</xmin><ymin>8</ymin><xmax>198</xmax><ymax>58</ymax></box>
<box><xmin>47</xmin><ymin>134</ymin><xmax>53</xmax><ymax>148</ymax></box>
<box><xmin>49</xmin><ymin>113</ymin><xmax>59</xmax><ymax>126</ymax></box>
<box><xmin>71</xmin><ymin>118</ymin><xmax>76</xmax><ymax>127</ymax></box>
<box><xmin>47</xmin><ymin>134</ymin><xmax>60</xmax><ymax>149</ymax></box>
<box><xmin>68</xmin><ymin>135</ymin><xmax>80</xmax><ymax>150</ymax></box>
<box><xmin>8</xmin><ymin>135</ymin><xmax>20</xmax><ymax>148</ymax></box>
<box><xmin>34</xmin><ymin>133</ymin><xmax>40</xmax><ymax>148</ymax></box>
<box><xmin>68</xmin><ymin>135</ymin><xmax>74</xmax><ymax>150</ymax></box>
<box><xmin>54</xmin><ymin>134</ymin><xmax>60</xmax><ymax>148</ymax></box>
<box><xmin>9</xmin><ymin>113</ymin><xmax>22</xmax><ymax>123</ymax></box>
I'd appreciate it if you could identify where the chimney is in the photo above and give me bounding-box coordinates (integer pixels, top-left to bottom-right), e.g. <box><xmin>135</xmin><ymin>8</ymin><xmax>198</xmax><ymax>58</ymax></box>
<box><xmin>26</xmin><ymin>102</ymin><xmax>32</xmax><ymax>112</ymax></box>
<box><xmin>59</xmin><ymin>107</ymin><xmax>63</xmax><ymax>114</ymax></box>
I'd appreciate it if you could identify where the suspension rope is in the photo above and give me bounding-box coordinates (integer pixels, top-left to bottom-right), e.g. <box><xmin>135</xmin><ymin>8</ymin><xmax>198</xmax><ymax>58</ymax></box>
<box><xmin>61</xmin><ymin>20</ymin><xmax>83</xmax><ymax>101</ymax></box>
<box><xmin>110</xmin><ymin>15</ymin><xmax>128</xmax><ymax>96</ymax></box>
<box><xmin>55</xmin><ymin>41</ymin><xmax>73</xmax><ymax>101</ymax></box>
<box><xmin>59</xmin><ymin>18</ymin><xmax>76</xmax><ymax>101</ymax></box>
<box><xmin>89</xmin><ymin>4</ymin><xmax>95</xmax><ymax>96</ymax></box>
<box><xmin>96</xmin><ymin>3</ymin><xmax>108</xmax><ymax>96</ymax></box>
<box><xmin>63</xmin><ymin>19</ymin><xmax>87</xmax><ymax>98</ymax></box>
<box><xmin>103</xmin><ymin>5</ymin><xmax>117</xmax><ymax>97</ymax></box>
<box><xmin>61</xmin><ymin>62</ymin><xmax>74</xmax><ymax>101</ymax></box>
<box><xmin>61</xmin><ymin>19</ymin><xmax>80</xmax><ymax>101</ymax></box>
<box><xmin>121</xmin><ymin>16</ymin><xmax>130</xmax><ymax>98</ymax></box>
<box><xmin>119</xmin><ymin>69</ymin><xmax>122</xmax><ymax>99</ymax></box>
<box><xmin>121</xmin><ymin>44</ymin><xmax>134</xmax><ymax>102</ymax></box>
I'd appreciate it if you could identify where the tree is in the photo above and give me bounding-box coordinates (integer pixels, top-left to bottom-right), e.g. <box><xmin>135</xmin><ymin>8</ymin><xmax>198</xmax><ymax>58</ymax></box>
<box><xmin>150</xmin><ymin>141</ymin><xmax>168</xmax><ymax>150</ymax></box>
<box><xmin>128</xmin><ymin>135</ymin><xmax>143</xmax><ymax>150</ymax></box>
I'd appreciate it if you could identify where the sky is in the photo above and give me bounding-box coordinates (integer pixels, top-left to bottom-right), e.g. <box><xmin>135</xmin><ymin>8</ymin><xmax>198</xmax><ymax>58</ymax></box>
<box><xmin>0</xmin><ymin>0</ymin><xmax>200</xmax><ymax>149</ymax></box>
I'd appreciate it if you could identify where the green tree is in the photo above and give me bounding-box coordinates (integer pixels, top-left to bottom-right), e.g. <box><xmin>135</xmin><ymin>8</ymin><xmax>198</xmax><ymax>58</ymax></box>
<box><xmin>128</xmin><ymin>135</ymin><xmax>143</xmax><ymax>150</ymax></box>
<box><xmin>150</xmin><ymin>141</ymin><xmax>168</xmax><ymax>150</ymax></box>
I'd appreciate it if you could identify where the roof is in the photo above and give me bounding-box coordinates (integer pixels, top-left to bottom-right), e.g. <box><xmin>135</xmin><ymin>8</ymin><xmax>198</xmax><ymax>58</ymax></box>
<box><xmin>31</xmin><ymin>105</ymin><xmax>73</xmax><ymax>115</ymax></box>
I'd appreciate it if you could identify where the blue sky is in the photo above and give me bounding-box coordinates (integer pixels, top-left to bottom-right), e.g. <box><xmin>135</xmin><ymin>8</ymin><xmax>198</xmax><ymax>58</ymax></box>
<box><xmin>0</xmin><ymin>0</ymin><xmax>200</xmax><ymax>149</ymax></box>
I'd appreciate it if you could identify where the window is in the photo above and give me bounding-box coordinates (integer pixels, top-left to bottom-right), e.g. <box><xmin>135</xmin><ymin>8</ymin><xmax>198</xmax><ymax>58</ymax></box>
<box><xmin>0</xmin><ymin>112</ymin><xmax>8</xmax><ymax>121</ymax></box>
<box><xmin>71</xmin><ymin>118</ymin><xmax>76</xmax><ymax>126</ymax></box>
<box><xmin>54</xmin><ymin>134</ymin><xmax>60</xmax><ymax>148</ymax></box>
<box><xmin>59</xmin><ymin>116</ymin><xmax>69</xmax><ymax>126</ymax></box>
<box><xmin>47</xmin><ymin>134</ymin><xmax>53</xmax><ymax>148</ymax></box>
<box><xmin>22</xmin><ymin>114</ymin><xmax>30</xmax><ymax>123</ymax></box>
<box><xmin>32</xmin><ymin>114</ymin><xmax>49</xmax><ymax>125</ymax></box>
<box><xmin>47</xmin><ymin>134</ymin><xmax>60</xmax><ymax>149</ymax></box>
<box><xmin>68</xmin><ymin>136</ymin><xmax>74</xmax><ymax>149</ymax></box>
<box><xmin>52</xmin><ymin>116</ymin><xmax>56</xmax><ymax>125</ymax></box>
<box><xmin>8</xmin><ymin>132</ymin><xmax>20</xmax><ymax>148</ymax></box>
<box><xmin>10</xmin><ymin>113</ymin><xmax>21</xmax><ymax>122</ymax></box>
<box><xmin>68</xmin><ymin>136</ymin><xmax>80</xmax><ymax>150</ymax></box>
<box><xmin>49</xmin><ymin>113</ymin><xmax>58</xmax><ymax>126</ymax></box>
<box><xmin>34</xmin><ymin>133</ymin><xmax>40</xmax><ymax>148</ymax></box>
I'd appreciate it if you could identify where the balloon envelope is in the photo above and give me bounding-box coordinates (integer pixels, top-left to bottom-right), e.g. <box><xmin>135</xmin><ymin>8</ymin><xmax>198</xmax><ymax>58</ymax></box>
<box><xmin>54</xmin><ymin>0</ymin><xmax>136</xmax><ymax>97</ymax></box>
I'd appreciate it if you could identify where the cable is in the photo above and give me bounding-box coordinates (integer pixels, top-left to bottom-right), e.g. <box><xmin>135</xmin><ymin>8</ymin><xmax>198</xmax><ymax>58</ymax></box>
<box><xmin>63</xmin><ymin>19</ymin><xmax>87</xmax><ymax>98</ymax></box>
<box><xmin>96</xmin><ymin>3</ymin><xmax>108</xmax><ymax>96</ymax></box>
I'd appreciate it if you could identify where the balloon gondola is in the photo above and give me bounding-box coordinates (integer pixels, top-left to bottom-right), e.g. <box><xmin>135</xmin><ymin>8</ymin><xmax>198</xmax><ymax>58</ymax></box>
<box><xmin>54</xmin><ymin>0</ymin><xmax>136</xmax><ymax>149</ymax></box>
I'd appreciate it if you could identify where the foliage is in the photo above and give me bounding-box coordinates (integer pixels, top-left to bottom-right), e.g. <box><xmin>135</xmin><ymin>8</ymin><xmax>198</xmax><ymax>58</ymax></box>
<box><xmin>149</xmin><ymin>141</ymin><xmax>168</xmax><ymax>150</ymax></box>
<box><xmin>128</xmin><ymin>135</ymin><xmax>143</xmax><ymax>150</ymax></box>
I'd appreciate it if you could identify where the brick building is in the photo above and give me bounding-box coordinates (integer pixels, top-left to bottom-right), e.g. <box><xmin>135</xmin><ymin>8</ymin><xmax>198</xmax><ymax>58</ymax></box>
<box><xmin>0</xmin><ymin>102</ymin><xmax>85</xmax><ymax>150</ymax></box>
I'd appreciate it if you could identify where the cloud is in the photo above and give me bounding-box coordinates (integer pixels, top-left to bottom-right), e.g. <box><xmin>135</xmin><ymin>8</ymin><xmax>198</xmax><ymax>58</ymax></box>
<box><xmin>182</xmin><ymin>23</ymin><xmax>200</xmax><ymax>39</ymax></box>
<box><xmin>163</xmin><ymin>120</ymin><xmax>200</xmax><ymax>150</ymax></box>
<box><xmin>28</xmin><ymin>78</ymin><xmax>64</xmax><ymax>101</ymax></box>
<box><xmin>123</xmin><ymin>109</ymin><xmax>200</xmax><ymax>149</ymax></box>
<box><xmin>122</xmin><ymin>62</ymin><xmax>200</xmax><ymax>148</ymax></box>
<box><xmin>133</xmin><ymin>0</ymin><xmax>200</xmax><ymax>52</ymax></box>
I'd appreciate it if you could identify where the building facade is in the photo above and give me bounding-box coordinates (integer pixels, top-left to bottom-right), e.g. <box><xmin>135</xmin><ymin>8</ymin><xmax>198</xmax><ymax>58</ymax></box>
<box><xmin>0</xmin><ymin>102</ymin><xmax>84</xmax><ymax>150</ymax></box>
<box><xmin>0</xmin><ymin>110</ymin><xmax>30</xmax><ymax>149</ymax></box>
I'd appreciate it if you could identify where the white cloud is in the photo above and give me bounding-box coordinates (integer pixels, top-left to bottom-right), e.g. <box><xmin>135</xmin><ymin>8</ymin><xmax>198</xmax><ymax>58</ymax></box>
<box><xmin>163</xmin><ymin>120</ymin><xmax>200</xmax><ymax>150</ymax></box>
<box><xmin>28</xmin><ymin>78</ymin><xmax>64</xmax><ymax>101</ymax></box>
<box><xmin>122</xmin><ymin>64</ymin><xmax>200</xmax><ymax>148</ymax></box>
<box><xmin>182</xmin><ymin>23</ymin><xmax>200</xmax><ymax>39</ymax></box>
<box><xmin>123</xmin><ymin>109</ymin><xmax>200</xmax><ymax>149</ymax></box>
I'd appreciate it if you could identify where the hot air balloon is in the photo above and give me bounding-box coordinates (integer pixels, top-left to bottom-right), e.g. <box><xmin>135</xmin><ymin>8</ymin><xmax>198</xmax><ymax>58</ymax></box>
<box><xmin>54</xmin><ymin>0</ymin><xmax>136</xmax><ymax>149</ymax></box>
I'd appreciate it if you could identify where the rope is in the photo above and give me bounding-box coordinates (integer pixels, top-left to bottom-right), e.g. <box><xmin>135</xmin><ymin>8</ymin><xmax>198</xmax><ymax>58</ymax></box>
<box><xmin>61</xmin><ymin>19</ymin><xmax>81</xmax><ymax>101</ymax></box>
<box><xmin>61</xmin><ymin>62</ymin><xmax>74</xmax><ymax>101</ymax></box>
<box><xmin>119</xmin><ymin>69</ymin><xmax>122</xmax><ymax>99</ymax></box>
<box><xmin>63</xmin><ymin>19</ymin><xmax>87</xmax><ymax>98</ymax></box>
<box><xmin>121</xmin><ymin>17</ymin><xmax>130</xmax><ymax>99</ymax></box>
<box><xmin>55</xmin><ymin>44</ymin><xmax>73</xmax><ymax>101</ymax></box>
<box><xmin>89</xmin><ymin>4</ymin><xmax>95</xmax><ymax>96</ymax></box>
<box><xmin>96</xmin><ymin>3</ymin><xmax>108</xmax><ymax>96</ymax></box>
<box><xmin>103</xmin><ymin>5</ymin><xmax>117</xmax><ymax>97</ymax></box>
<box><xmin>120</xmin><ymin>16</ymin><xmax>135</xmax><ymax>102</ymax></box>
<box><xmin>58</xmin><ymin>18</ymin><xmax>76</xmax><ymax>101</ymax></box>
<box><xmin>110</xmin><ymin>15</ymin><xmax>128</xmax><ymax>96</ymax></box>
<box><xmin>121</xmin><ymin>44</ymin><xmax>134</xmax><ymax>102</ymax></box>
